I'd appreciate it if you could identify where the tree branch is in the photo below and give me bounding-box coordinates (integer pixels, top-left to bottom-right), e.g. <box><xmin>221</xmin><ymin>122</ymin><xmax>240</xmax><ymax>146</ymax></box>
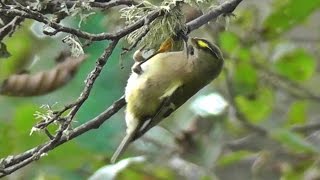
<box><xmin>0</xmin><ymin>96</ymin><xmax>125</xmax><ymax>177</ymax></box>
<box><xmin>89</xmin><ymin>0</ymin><xmax>138</xmax><ymax>9</ymax></box>
<box><xmin>186</xmin><ymin>0</ymin><xmax>243</xmax><ymax>32</ymax></box>
<box><xmin>0</xmin><ymin>6</ymin><xmax>164</xmax><ymax>41</ymax></box>
<box><xmin>292</xmin><ymin>122</ymin><xmax>320</xmax><ymax>134</ymax></box>
<box><xmin>0</xmin><ymin>17</ymin><xmax>24</xmax><ymax>42</ymax></box>
<box><xmin>253</xmin><ymin>61</ymin><xmax>320</xmax><ymax>102</ymax></box>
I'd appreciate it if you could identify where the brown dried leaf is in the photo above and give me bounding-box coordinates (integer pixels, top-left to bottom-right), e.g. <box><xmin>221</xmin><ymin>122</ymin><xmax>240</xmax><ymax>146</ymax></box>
<box><xmin>0</xmin><ymin>55</ymin><xmax>87</xmax><ymax>96</ymax></box>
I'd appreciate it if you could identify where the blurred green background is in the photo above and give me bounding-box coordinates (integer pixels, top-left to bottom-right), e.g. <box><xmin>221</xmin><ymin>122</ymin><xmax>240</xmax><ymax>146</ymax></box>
<box><xmin>1</xmin><ymin>0</ymin><xmax>320</xmax><ymax>179</ymax></box>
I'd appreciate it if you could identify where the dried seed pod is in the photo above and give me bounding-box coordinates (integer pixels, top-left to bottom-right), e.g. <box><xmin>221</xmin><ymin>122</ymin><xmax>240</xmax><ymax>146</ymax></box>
<box><xmin>0</xmin><ymin>55</ymin><xmax>87</xmax><ymax>96</ymax></box>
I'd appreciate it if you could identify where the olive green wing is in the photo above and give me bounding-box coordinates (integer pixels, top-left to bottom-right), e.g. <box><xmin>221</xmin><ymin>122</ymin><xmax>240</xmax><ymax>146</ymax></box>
<box><xmin>131</xmin><ymin>82</ymin><xmax>201</xmax><ymax>141</ymax></box>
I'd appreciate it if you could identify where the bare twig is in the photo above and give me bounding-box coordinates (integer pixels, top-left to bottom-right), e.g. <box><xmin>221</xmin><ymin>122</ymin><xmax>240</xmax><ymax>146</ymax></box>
<box><xmin>186</xmin><ymin>0</ymin><xmax>243</xmax><ymax>33</ymax></box>
<box><xmin>34</xmin><ymin>40</ymin><xmax>118</xmax><ymax>131</ymax></box>
<box><xmin>253</xmin><ymin>62</ymin><xmax>320</xmax><ymax>102</ymax></box>
<box><xmin>0</xmin><ymin>6</ymin><xmax>163</xmax><ymax>41</ymax></box>
<box><xmin>0</xmin><ymin>96</ymin><xmax>126</xmax><ymax>177</ymax></box>
<box><xmin>292</xmin><ymin>122</ymin><xmax>320</xmax><ymax>134</ymax></box>
<box><xmin>48</xmin><ymin>0</ymin><xmax>137</xmax><ymax>10</ymax></box>
<box><xmin>6</xmin><ymin>0</ymin><xmax>137</xmax><ymax>14</ymax></box>
<box><xmin>0</xmin><ymin>17</ymin><xmax>24</xmax><ymax>41</ymax></box>
<box><xmin>64</xmin><ymin>40</ymin><xmax>119</xmax><ymax>126</ymax></box>
<box><xmin>90</xmin><ymin>0</ymin><xmax>138</xmax><ymax>9</ymax></box>
<box><xmin>0</xmin><ymin>40</ymin><xmax>119</xmax><ymax>177</ymax></box>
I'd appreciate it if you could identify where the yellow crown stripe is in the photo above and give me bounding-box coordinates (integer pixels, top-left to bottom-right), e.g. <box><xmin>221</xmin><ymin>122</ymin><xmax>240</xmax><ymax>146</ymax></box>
<box><xmin>197</xmin><ymin>40</ymin><xmax>213</xmax><ymax>51</ymax></box>
<box><xmin>197</xmin><ymin>40</ymin><xmax>209</xmax><ymax>48</ymax></box>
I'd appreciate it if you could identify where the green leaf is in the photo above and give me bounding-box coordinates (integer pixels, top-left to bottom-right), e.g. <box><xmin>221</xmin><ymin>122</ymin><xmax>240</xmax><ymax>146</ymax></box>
<box><xmin>235</xmin><ymin>88</ymin><xmax>274</xmax><ymax>123</ymax></box>
<box><xmin>234</xmin><ymin>62</ymin><xmax>258</xmax><ymax>95</ymax></box>
<box><xmin>42</xmin><ymin>141</ymin><xmax>94</xmax><ymax>170</ymax></box>
<box><xmin>116</xmin><ymin>159</ymin><xmax>176</xmax><ymax>180</ymax></box>
<box><xmin>13</xmin><ymin>104</ymin><xmax>45</xmax><ymax>150</ymax></box>
<box><xmin>0</xmin><ymin>26</ymin><xmax>34</xmax><ymax>78</ymax></box>
<box><xmin>281</xmin><ymin>165</ymin><xmax>305</xmax><ymax>180</ymax></box>
<box><xmin>274</xmin><ymin>49</ymin><xmax>316</xmax><ymax>81</ymax></box>
<box><xmin>14</xmin><ymin>104</ymin><xmax>39</xmax><ymax>131</ymax></box>
<box><xmin>217</xmin><ymin>150</ymin><xmax>254</xmax><ymax>167</ymax></box>
<box><xmin>271</xmin><ymin>128</ymin><xmax>318</xmax><ymax>154</ymax></box>
<box><xmin>218</xmin><ymin>31</ymin><xmax>240</xmax><ymax>53</ymax></box>
<box><xmin>285</xmin><ymin>101</ymin><xmax>308</xmax><ymax>127</ymax></box>
<box><xmin>237</xmin><ymin>48</ymin><xmax>251</xmax><ymax>62</ymax></box>
<box><xmin>0</xmin><ymin>121</ymin><xmax>14</xmax><ymax>156</ymax></box>
<box><xmin>263</xmin><ymin>0</ymin><xmax>320</xmax><ymax>38</ymax></box>
<box><xmin>235</xmin><ymin>8</ymin><xmax>256</xmax><ymax>32</ymax></box>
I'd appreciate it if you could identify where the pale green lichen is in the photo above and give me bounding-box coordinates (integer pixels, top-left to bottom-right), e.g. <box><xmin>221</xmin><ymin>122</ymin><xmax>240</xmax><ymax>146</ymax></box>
<box><xmin>62</xmin><ymin>35</ymin><xmax>84</xmax><ymax>57</ymax></box>
<box><xmin>120</xmin><ymin>1</ymin><xmax>186</xmax><ymax>49</ymax></box>
<box><xmin>32</xmin><ymin>103</ymin><xmax>58</xmax><ymax>135</ymax></box>
<box><xmin>121</xmin><ymin>0</ymin><xmax>217</xmax><ymax>49</ymax></box>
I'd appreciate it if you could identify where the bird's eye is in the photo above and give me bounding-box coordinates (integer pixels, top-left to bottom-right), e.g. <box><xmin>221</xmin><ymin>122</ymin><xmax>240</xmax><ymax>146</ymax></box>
<box><xmin>188</xmin><ymin>45</ymin><xmax>194</xmax><ymax>56</ymax></box>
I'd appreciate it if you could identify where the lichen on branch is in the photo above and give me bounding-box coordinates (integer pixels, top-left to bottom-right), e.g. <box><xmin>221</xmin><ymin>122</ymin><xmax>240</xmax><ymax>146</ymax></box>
<box><xmin>120</xmin><ymin>0</ymin><xmax>217</xmax><ymax>49</ymax></box>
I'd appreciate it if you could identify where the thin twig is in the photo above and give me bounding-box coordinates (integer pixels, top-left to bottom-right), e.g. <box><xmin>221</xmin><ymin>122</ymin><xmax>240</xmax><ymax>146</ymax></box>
<box><xmin>292</xmin><ymin>122</ymin><xmax>320</xmax><ymax>134</ymax></box>
<box><xmin>0</xmin><ymin>16</ymin><xmax>24</xmax><ymax>41</ymax></box>
<box><xmin>1</xmin><ymin>41</ymin><xmax>120</xmax><ymax>175</ymax></box>
<box><xmin>33</xmin><ymin>40</ymin><xmax>119</xmax><ymax>145</ymax></box>
<box><xmin>90</xmin><ymin>0</ymin><xmax>138</xmax><ymax>9</ymax></box>
<box><xmin>64</xmin><ymin>40</ymin><xmax>119</xmax><ymax>128</ymax></box>
<box><xmin>253</xmin><ymin>61</ymin><xmax>320</xmax><ymax>102</ymax></box>
<box><xmin>0</xmin><ymin>96</ymin><xmax>126</xmax><ymax>177</ymax></box>
<box><xmin>0</xmin><ymin>7</ymin><xmax>163</xmax><ymax>41</ymax></box>
<box><xmin>186</xmin><ymin>0</ymin><xmax>243</xmax><ymax>33</ymax></box>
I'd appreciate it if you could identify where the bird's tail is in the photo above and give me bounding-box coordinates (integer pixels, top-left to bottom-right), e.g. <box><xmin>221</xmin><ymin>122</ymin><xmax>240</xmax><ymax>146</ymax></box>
<box><xmin>110</xmin><ymin>130</ymin><xmax>136</xmax><ymax>164</ymax></box>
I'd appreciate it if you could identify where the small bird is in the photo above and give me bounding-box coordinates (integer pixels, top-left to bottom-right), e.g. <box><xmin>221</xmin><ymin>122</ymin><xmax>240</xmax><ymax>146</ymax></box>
<box><xmin>111</xmin><ymin>37</ymin><xmax>224</xmax><ymax>163</ymax></box>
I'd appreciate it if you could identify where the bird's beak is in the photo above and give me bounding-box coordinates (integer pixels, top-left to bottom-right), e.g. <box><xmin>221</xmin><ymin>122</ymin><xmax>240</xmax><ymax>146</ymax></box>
<box><xmin>190</xmin><ymin>38</ymin><xmax>196</xmax><ymax>45</ymax></box>
<box><xmin>190</xmin><ymin>38</ymin><xmax>198</xmax><ymax>46</ymax></box>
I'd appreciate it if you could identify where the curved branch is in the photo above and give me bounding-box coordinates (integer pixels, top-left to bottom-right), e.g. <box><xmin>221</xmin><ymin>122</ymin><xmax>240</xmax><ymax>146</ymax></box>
<box><xmin>0</xmin><ymin>7</ymin><xmax>164</xmax><ymax>41</ymax></box>
<box><xmin>186</xmin><ymin>0</ymin><xmax>243</xmax><ymax>32</ymax></box>
<box><xmin>90</xmin><ymin>0</ymin><xmax>138</xmax><ymax>9</ymax></box>
<box><xmin>0</xmin><ymin>0</ymin><xmax>243</xmax><ymax>41</ymax></box>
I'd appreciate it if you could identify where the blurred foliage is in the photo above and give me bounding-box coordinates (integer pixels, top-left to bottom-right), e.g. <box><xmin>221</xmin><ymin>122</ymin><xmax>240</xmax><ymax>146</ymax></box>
<box><xmin>270</xmin><ymin>128</ymin><xmax>318</xmax><ymax>154</ymax></box>
<box><xmin>1</xmin><ymin>0</ymin><xmax>320</xmax><ymax>179</ymax></box>
<box><xmin>236</xmin><ymin>88</ymin><xmax>274</xmax><ymax>123</ymax></box>
<box><xmin>274</xmin><ymin>49</ymin><xmax>316</xmax><ymax>81</ymax></box>
<box><xmin>262</xmin><ymin>0</ymin><xmax>320</xmax><ymax>38</ymax></box>
<box><xmin>0</xmin><ymin>22</ymin><xmax>35</xmax><ymax>79</ymax></box>
<box><xmin>285</xmin><ymin>100</ymin><xmax>308</xmax><ymax>127</ymax></box>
